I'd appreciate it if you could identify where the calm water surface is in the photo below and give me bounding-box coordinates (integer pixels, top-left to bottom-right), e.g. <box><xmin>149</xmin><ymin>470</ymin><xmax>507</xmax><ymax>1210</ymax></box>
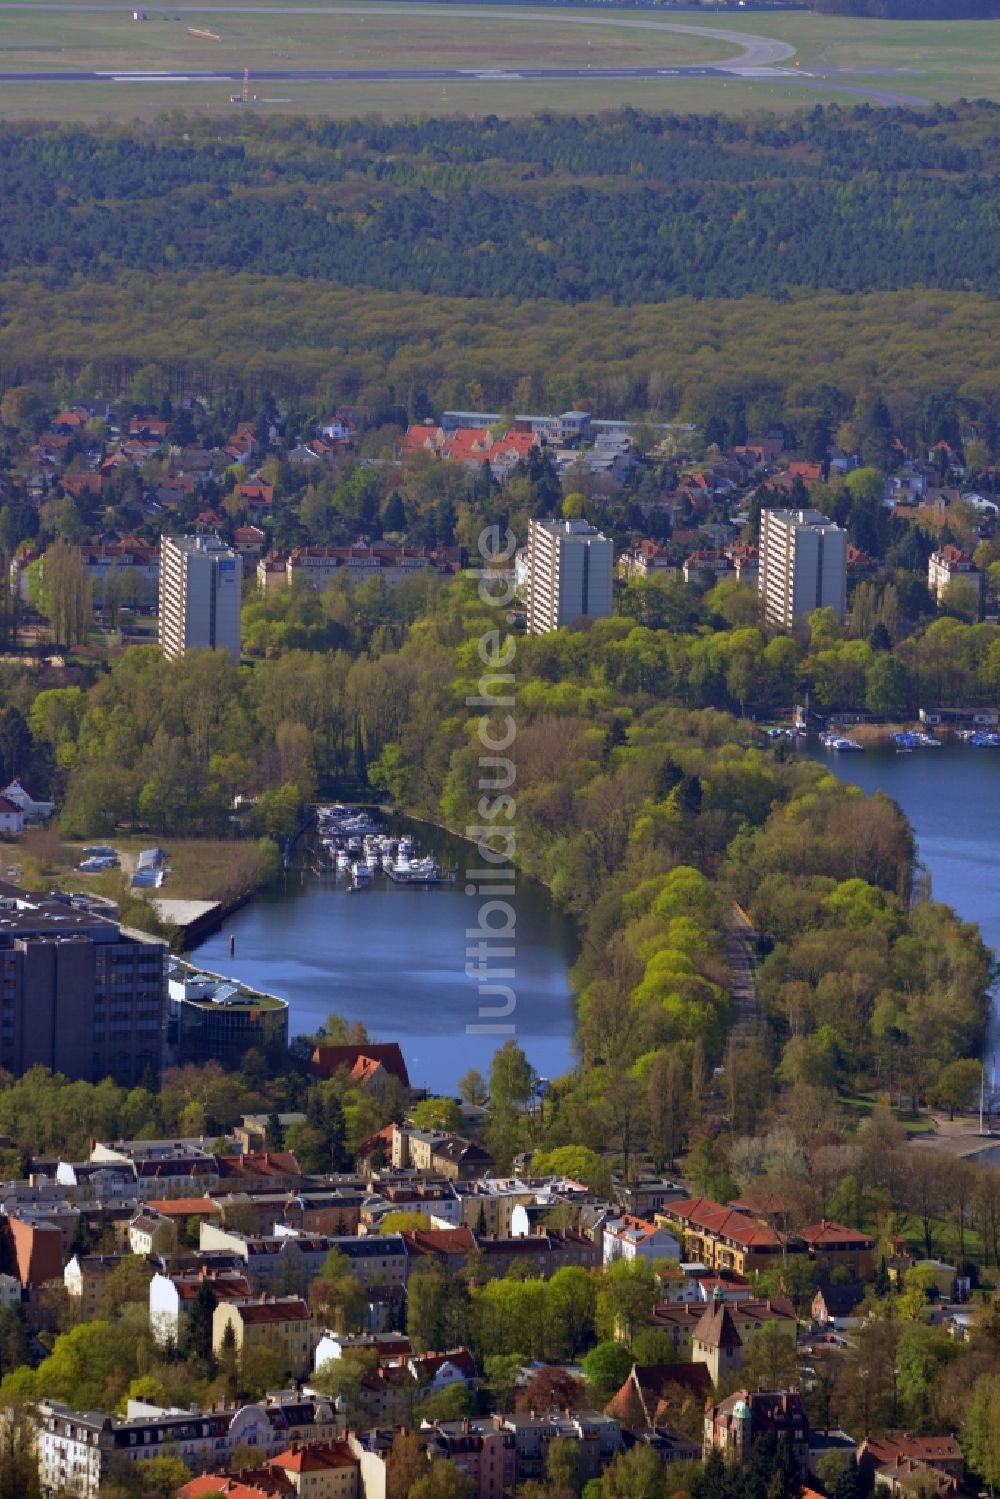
<box><xmin>190</xmin><ymin>746</ymin><xmax>999</xmax><ymax>1091</ymax></box>
<box><xmin>193</xmin><ymin>821</ymin><xmax>578</xmax><ymax>1093</ymax></box>
<box><xmin>811</xmin><ymin>741</ymin><xmax>1000</xmax><ymax>1039</ymax></box>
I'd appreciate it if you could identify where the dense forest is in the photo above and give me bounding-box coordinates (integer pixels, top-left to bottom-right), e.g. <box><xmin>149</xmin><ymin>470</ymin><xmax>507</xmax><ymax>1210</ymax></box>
<box><xmin>0</xmin><ymin>274</ymin><xmax>997</xmax><ymax>426</ymax></box>
<box><xmin>0</xmin><ymin>103</ymin><xmax>996</xmax><ymax>419</ymax></box>
<box><xmin>1</xmin><ymin>105</ymin><xmax>998</xmax><ymax>303</ymax></box>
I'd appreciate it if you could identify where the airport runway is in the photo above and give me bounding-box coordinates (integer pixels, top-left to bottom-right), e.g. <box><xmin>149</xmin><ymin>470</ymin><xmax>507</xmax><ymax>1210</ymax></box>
<box><xmin>0</xmin><ymin>62</ymin><xmax>931</xmax><ymax>104</ymax></box>
<box><xmin>0</xmin><ymin>4</ymin><xmax>930</xmax><ymax>105</ymax></box>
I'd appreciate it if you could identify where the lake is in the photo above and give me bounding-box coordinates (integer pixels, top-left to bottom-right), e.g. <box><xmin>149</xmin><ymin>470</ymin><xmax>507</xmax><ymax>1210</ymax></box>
<box><xmin>189</xmin><ymin>742</ymin><xmax>999</xmax><ymax>1093</ymax></box>
<box><xmin>810</xmin><ymin>739</ymin><xmax>1000</xmax><ymax>1042</ymax></box>
<box><xmin>192</xmin><ymin>820</ymin><xmax>579</xmax><ymax>1093</ymax></box>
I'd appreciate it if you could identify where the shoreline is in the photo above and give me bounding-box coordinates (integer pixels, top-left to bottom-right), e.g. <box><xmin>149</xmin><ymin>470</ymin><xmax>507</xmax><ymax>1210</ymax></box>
<box><xmin>819</xmin><ymin>720</ymin><xmax>998</xmax><ymax>747</ymax></box>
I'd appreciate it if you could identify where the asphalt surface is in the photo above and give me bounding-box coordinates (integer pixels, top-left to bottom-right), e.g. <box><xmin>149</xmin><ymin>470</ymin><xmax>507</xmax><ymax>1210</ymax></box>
<box><xmin>0</xmin><ymin>3</ymin><xmax>930</xmax><ymax>104</ymax></box>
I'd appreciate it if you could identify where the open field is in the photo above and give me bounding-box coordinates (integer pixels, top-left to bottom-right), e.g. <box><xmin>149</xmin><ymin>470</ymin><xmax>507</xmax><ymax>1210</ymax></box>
<box><xmin>0</xmin><ymin>5</ymin><xmax>731</xmax><ymax>77</ymax></box>
<box><xmin>0</xmin><ymin>74</ymin><xmax>902</xmax><ymax>121</ymax></box>
<box><xmin>714</xmin><ymin>10</ymin><xmax>1000</xmax><ymax>104</ymax></box>
<box><xmin>0</xmin><ymin>2</ymin><xmax>996</xmax><ymax>116</ymax></box>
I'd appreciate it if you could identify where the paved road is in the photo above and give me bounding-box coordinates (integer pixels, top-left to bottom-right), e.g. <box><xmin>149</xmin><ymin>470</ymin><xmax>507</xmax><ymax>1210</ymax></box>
<box><xmin>0</xmin><ymin>63</ymin><xmax>776</xmax><ymax>81</ymax></box>
<box><xmin>0</xmin><ymin>2</ymin><xmax>929</xmax><ymax>103</ymax></box>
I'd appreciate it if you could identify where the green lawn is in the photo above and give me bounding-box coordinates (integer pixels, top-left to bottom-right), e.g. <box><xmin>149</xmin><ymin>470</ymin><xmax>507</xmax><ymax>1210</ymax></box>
<box><xmin>0</xmin><ymin>2</ymin><xmax>998</xmax><ymax>119</ymax></box>
<box><xmin>724</xmin><ymin>10</ymin><xmax>1000</xmax><ymax>99</ymax></box>
<box><xmin>839</xmin><ymin>1093</ymin><xmax>938</xmax><ymax>1136</ymax></box>
<box><xmin>0</xmin><ymin>5</ymin><xmax>728</xmax><ymax>78</ymax></box>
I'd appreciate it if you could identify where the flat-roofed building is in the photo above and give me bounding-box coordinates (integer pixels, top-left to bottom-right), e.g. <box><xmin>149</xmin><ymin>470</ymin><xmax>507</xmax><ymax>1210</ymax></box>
<box><xmin>527</xmin><ymin>518</ymin><xmax>613</xmax><ymax>634</ymax></box>
<box><xmin>759</xmin><ymin>508</ymin><xmax>846</xmax><ymax>628</ymax></box>
<box><xmin>0</xmin><ymin>883</ymin><xmax>166</xmax><ymax>1085</ymax></box>
<box><xmin>159</xmin><ymin>534</ymin><xmax>242</xmax><ymax>662</ymax></box>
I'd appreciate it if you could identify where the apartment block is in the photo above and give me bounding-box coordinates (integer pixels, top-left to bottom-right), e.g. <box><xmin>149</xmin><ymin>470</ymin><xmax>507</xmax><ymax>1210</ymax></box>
<box><xmin>526</xmin><ymin>518</ymin><xmax>614</xmax><ymax>634</ymax></box>
<box><xmin>159</xmin><ymin>534</ymin><xmax>242</xmax><ymax>662</ymax></box>
<box><xmin>758</xmin><ymin>508</ymin><xmax>846</xmax><ymax>628</ymax></box>
<box><xmin>213</xmin><ymin>1295</ymin><xmax>317</xmax><ymax>1378</ymax></box>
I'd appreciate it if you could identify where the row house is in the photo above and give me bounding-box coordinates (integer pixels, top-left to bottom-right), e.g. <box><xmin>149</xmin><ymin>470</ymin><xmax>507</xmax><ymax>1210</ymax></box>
<box><xmin>858</xmin><ymin>1436</ymin><xmax>965</xmax><ymax>1488</ymax></box>
<box><xmin>37</xmin><ymin>1392</ymin><xmax>341</xmax><ymax>1499</ymax></box>
<box><xmin>424</xmin><ymin>1417</ymin><xmax>517</xmax><ymax>1499</ymax></box>
<box><xmin>500</xmin><ymin>1410</ymin><xmax>622</xmax><ymax>1487</ymax></box>
<box><xmin>390</xmin><ymin>1124</ymin><xmax>491</xmax><ymax>1181</ymax></box>
<box><xmin>455</xmin><ymin>1180</ymin><xmax>538</xmax><ymax>1238</ymax></box>
<box><xmin>91</xmin><ymin>1137</ymin><xmax>219</xmax><ymax>1184</ymax></box>
<box><xmin>79</xmin><ymin>538</ymin><xmax>159</xmax><ymax>588</ymax></box>
<box><xmin>363</xmin><ymin>1183</ymin><xmax>463</xmax><ymax>1230</ymax></box>
<box><xmin>213</xmin><ymin>1294</ymin><xmax>317</xmax><ymax>1378</ymax></box>
<box><xmin>64</xmin><ymin>1253</ymin><xmax>134</xmax><ymax>1320</ymax></box>
<box><xmin>477</xmin><ymin>1229</ymin><xmax>600</xmax><ymax>1277</ymax></box>
<box><xmin>198</xmin><ymin>1225</ymin><xmax>352</xmax><ymax>1289</ymax></box>
<box><xmin>281</xmin><ymin>543</ymin><xmax>465</xmax><ymax>593</ymax></box>
<box><xmin>799</xmin><ymin>1219</ymin><xmax>875</xmax><ymax>1280</ymax></box>
<box><xmin>657</xmin><ymin>1198</ymin><xmax>802</xmax><ymax>1277</ymax></box>
<box><xmin>182</xmin><ymin>1441</ymin><xmax>360</xmax><ymax>1499</ymax></box>
<box><xmin>216</xmin><ymin>1152</ymin><xmax>303</xmax><ymax>1194</ymax></box>
<box><xmin>602</xmin><ymin>1214</ymin><xmax>681</xmax><ymax>1267</ymax></box>
<box><xmin>278</xmin><ymin>1190</ymin><xmax>367</xmax><ymax>1238</ymax></box>
<box><xmin>149</xmin><ymin>1266</ymin><xmax>252</xmax><ymax>1346</ymax></box>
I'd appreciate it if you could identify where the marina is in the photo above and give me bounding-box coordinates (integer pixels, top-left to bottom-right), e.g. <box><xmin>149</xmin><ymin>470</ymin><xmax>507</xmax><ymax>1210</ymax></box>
<box><xmin>315</xmin><ymin>804</ymin><xmax>451</xmax><ymax>890</ymax></box>
<box><xmin>191</xmin><ymin>815</ymin><xmax>577</xmax><ymax>1092</ymax></box>
<box><xmin>820</xmin><ymin>732</ymin><xmax>865</xmax><ymax>753</ymax></box>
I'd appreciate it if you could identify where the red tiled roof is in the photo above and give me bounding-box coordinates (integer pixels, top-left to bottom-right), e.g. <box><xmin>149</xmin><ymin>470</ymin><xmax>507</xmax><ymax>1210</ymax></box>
<box><xmin>139</xmin><ymin>1196</ymin><xmax>220</xmax><ymax>1217</ymax></box>
<box><xmin>491</xmin><ymin>430</ymin><xmax>536</xmax><ymax>458</ymax></box>
<box><xmin>216</xmin><ymin>1152</ymin><xmax>300</xmax><ymax>1179</ymax></box>
<box><xmin>411</xmin><ymin>1347</ymin><xmax>477</xmax><ymax>1379</ymax></box>
<box><xmin>182</xmin><ymin>1478</ymin><xmax>289</xmax><ymax>1498</ymax></box>
<box><xmin>441</xmin><ymin>428</ymin><xmax>492</xmax><ymax>463</ymax></box>
<box><xmin>788</xmin><ymin>461</ymin><xmax>823</xmax><ymax>481</ymax></box>
<box><xmin>349</xmin><ymin>1056</ymin><xmax>385</xmax><ymax>1087</ymax></box>
<box><xmin>235</xmin><ymin>483</ymin><xmax>274</xmax><ymax>504</ymax></box>
<box><xmin>402</xmin><ymin>1227</ymin><xmax>477</xmax><ymax>1257</ymax></box>
<box><xmin>235</xmin><ymin>1297</ymin><xmax>311</xmax><ymax>1325</ymax></box>
<box><xmin>863</xmin><ymin>1437</ymin><xmax>963</xmax><ymax>1466</ymax></box>
<box><xmin>800</xmin><ymin>1220</ymin><xmax>875</xmax><ymax>1249</ymax></box>
<box><xmin>312</xmin><ymin>1044</ymin><xmax>409</xmax><ymax>1088</ymax></box>
<box><xmin>666</xmin><ymin>1198</ymin><xmax>785</xmax><ymax>1249</ymax></box>
<box><xmin>272</xmin><ymin>1442</ymin><xmax>357</xmax><ymax>1473</ymax></box>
